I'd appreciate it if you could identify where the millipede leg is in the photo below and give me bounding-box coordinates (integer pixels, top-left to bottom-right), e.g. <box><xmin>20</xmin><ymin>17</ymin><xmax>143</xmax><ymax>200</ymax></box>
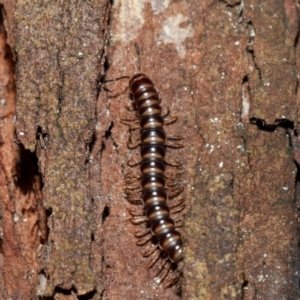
<box><xmin>167</xmin><ymin>176</ymin><xmax>184</xmax><ymax>187</ymax></box>
<box><xmin>120</xmin><ymin>116</ymin><xmax>136</xmax><ymax>124</ymax></box>
<box><xmin>163</xmin><ymin>270</ymin><xmax>181</xmax><ymax>288</ymax></box>
<box><xmin>147</xmin><ymin>248</ymin><xmax>162</xmax><ymax>268</ymax></box>
<box><xmin>128</xmin><ymin>125</ymin><xmax>140</xmax><ymax>131</ymax></box>
<box><xmin>127</xmin><ymin>199</ymin><xmax>142</xmax><ymax>205</ymax></box>
<box><xmin>167</xmin><ymin>180</ymin><xmax>185</xmax><ymax>190</ymax></box>
<box><xmin>130</xmin><ymin>216</ymin><xmax>148</xmax><ymax>225</ymax></box>
<box><xmin>142</xmin><ymin>244</ymin><xmax>159</xmax><ymax>257</ymax></box>
<box><xmin>126</xmin><ymin>197</ymin><xmax>142</xmax><ymax>205</ymax></box>
<box><xmin>165</xmin><ymin>140</ymin><xmax>184</xmax><ymax>148</ymax></box>
<box><xmin>127</xmin><ymin>140</ymin><xmax>141</xmax><ymax>149</ymax></box>
<box><xmin>121</xmin><ymin>120</ymin><xmax>137</xmax><ymax>129</ymax></box>
<box><xmin>165</xmin><ymin>176</ymin><xmax>184</xmax><ymax>191</ymax></box>
<box><xmin>175</xmin><ymin>220</ymin><xmax>183</xmax><ymax>228</ymax></box>
<box><xmin>128</xmin><ymin>131</ymin><xmax>141</xmax><ymax>148</ymax></box>
<box><xmin>152</xmin><ymin>258</ymin><xmax>170</xmax><ymax>282</ymax></box>
<box><xmin>161</xmin><ymin>107</ymin><xmax>170</xmax><ymax>117</ymax></box>
<box><xmin>136</xmin><ymin>234</ymin><xmax>153</xmax><ymax>246</ymax></box>
<box><xmin>172</xmin><ymin>214</ymin><xmax>183</xmax><ymax>223</ymax></box>
<box><xmin>125</xmin><ymin>176</ymin><xmax>141</xmax><ymax>186</ymax></box>
<box><xmin>167</xmin><ymin>135</ymin><xmax>184</xmax><ymax>140</ymax></box>
<box><xmin>124</xmin><ymin>171</ymin><xmax>141</xmax><ymax>181</ymax></box>
<box><xmin>125</xmin><ymin>183</ymin><xmax>141</xmax><ymax>191</ymax></box>
<box><xmin>121</xmin><ymin>120</ymin><xmax>140</xmax><ymax>131</ymax></box>
<box><xmin>164</xmin><ymin>115</ymin><xmax>178</xmax><ymax>125</ymax></box>
<box><xmin>120</xmin><ymin>117</ymin><xmax>138</xmax><ymax>125</ymax></box>
<box><xmin>129</xmin><ymin>127</ymin><xmax>140</xmax><ymax>139</ymax></box>
<box><xmin>169</xmin><ymin>198</ymin><xmax>185</xmax><ymax>209</ymax></box>
<box><xmin>127</xmin><ymin>157</ymin><xmax>141</xmax><ymax>167</ymax></box>
<box><xmin>124</xmin><ymin>104</ymin><xmax>136</xmax><ymax>112</ymax></box>
<box><xmin>126</xmin><ymin>189</ymin><xmax>142</xmax><ymax>196</ymax></box>
<box><xmin>129</xmin><ymin>207</ymin><xmax>144</xmax><ymax>216</ymax></box>
<box><xmin>134</xmin><ymin>227</ymin><xmax>151</xmax><ymax>238</ymax></box>
<box><xmin>167</xmin><ymin>185</ymin><xmax>184</xmax><ymax>199</ymax></box>
<box><xmin>126</xmin><ymin>190</ymin><xmax>142</xmax><ymax>204</ymax></box>
<box><xmin>165</xmin><ymin>169</ymin><xmax>184</xmax><ymax>179</ymax></box>
<box><xmin>165</xmin><ymin>160</ymin><xmax>182</xmax><ymax>168</ymax></box>
<box><xmin>170</xmin><ymin>203</ymin><xmax>186</xmax><ymax>215</ymax></box>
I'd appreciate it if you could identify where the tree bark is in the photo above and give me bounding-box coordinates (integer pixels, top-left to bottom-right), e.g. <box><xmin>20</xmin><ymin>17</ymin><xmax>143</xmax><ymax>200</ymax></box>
<box><xmin>0</xmin><ymin>0</ymin><xmax>299</xmax><ymax>299</ymax></box>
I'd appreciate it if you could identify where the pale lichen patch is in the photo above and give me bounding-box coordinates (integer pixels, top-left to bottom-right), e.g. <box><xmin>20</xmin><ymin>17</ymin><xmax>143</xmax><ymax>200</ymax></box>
<box><xmin>159</xmin><ymin>14</ymin><xmax>194</xmax><ymax>58</ymax></box>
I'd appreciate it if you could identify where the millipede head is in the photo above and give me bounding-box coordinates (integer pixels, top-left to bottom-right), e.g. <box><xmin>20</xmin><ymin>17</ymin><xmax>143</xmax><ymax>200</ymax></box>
<box><xmin>129</xmin><ymin>73</ymin><xmax>146</xmax><ymax>85</ymax></box>
<box><xmin>129</xmin><ymin>73</ymin><xmax>154</xmax><ymax>94</ymax></box>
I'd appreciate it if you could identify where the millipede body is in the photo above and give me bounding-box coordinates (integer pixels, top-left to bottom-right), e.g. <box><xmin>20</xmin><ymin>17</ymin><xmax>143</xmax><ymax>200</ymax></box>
<box><xmin>128</xmin><ymin>73</ymin><xmax>183</xmax><ymax>264</ymax></box>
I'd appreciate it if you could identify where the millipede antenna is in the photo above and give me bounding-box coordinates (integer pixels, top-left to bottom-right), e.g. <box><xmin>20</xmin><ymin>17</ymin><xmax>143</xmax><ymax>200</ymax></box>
<box><xmin>104</xmin><ymin>75</ymin><xmax>130</xmax><ymax>83</ymax></box>
<box><xmin>134</xmin><ymin>42</ymin><xmax>141</xmax><ymax>72</ymax></box>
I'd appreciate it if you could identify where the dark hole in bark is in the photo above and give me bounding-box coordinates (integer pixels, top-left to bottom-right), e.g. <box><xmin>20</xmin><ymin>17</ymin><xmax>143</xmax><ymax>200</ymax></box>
<box><xmin>53</xmin><ymin>285</ymin><xmax>97</xmax><ymax>297</ymax></box>
<box><xmin>102</xmin><ymin>205</ymin><xmax>110</xmax><ymax>223</ymax></box>
<box><xmin>84</xmin><ymin>131</ymin><xmax>97</xmax><ymax>166</ymax></box>
<box><xmin>46</xmin><ymin>207</ymin><xmax>53</xmax><ymax>217</ymax></box>
<box><xmin>88</xmin><ymin>131</ymin><xmax>97</xmax><ymax>154</ymax></box>
<box><xmin>105</xmin><ymin>122</ymin><xmax>113</xmax><ymax>139</ymax></box>
<box><xmin>14</xmin><ymin>143</ymin><xmax>42</xmax><ymax>195</ymax></box>
<box><xmin>54</xmin><ymin>286</ymin><xmax>77</xmax><ymax>295</ymax></box>
<box><xmin>241</xmin><ymin>279</ymin><xmax>249</xmax><ymax>298</ymax></box>
<box><xmin>104</xmin><ymin>55</ymin><xmax>110</xmax><ymax>73</ymax></box>
<box><xmin>242</xmin><ymin>280</ymin><xmax>249</xmax><ymax>287</ymax></box>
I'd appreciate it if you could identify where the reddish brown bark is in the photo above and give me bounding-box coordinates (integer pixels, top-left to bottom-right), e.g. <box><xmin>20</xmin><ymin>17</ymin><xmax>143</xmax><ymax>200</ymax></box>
<box><xmin>0</xmin><ymin>0</ymin><xmax>299</xmax><ymax>299</ymax></box>
<box><xmin>96</xmin><ymin>0</ymin><xmax>300</xmax><ymax>299</ymax></box>
<box><xmin>0</xmin><ymin>3</ymin><xmax>44</xmax><ymax>298</ymax></box>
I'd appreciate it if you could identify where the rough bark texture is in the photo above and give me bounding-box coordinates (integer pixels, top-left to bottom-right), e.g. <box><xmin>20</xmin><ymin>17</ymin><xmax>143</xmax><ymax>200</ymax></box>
<box><xmin>105</xmin><ymin>0</ymin><xmax>300</xmax><ymax>299</ymax></box>
<box><xmin>0</xmin><ymin>0</ymin><xmax>299</xmax><ymax>299</ymax></box>
<box><xmin>0</xmin><ymin>6</ymin><xmax>42</xmax><ymax>300</ymax></box>
<box><xmin>0</xmin><ymin>0</ymin><xmax>110</xmax><ymax>299</ymax></box>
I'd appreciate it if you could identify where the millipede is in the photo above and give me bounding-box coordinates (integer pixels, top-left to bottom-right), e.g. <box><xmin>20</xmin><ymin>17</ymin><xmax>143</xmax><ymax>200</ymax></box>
<box><xmin>129</xmin><ymin>73</ymin><xmax>183</xmax><ymax>256</ymax></box>
<box><xmin>106</xmin><ymin>44</ymin><xmax>185</xmax><ymax>287</ymax></box>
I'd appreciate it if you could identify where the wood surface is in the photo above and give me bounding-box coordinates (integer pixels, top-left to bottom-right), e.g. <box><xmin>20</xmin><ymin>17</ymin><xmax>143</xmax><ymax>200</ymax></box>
<box><xmin>0</xmin><ymin>1</ymin><xmax>299</xmax><ymax>299</ymax></box>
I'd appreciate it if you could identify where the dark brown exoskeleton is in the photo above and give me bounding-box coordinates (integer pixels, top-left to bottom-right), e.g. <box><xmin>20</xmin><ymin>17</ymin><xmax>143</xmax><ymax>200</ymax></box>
<box><xmin>105</xmin><ymin>44</ymin><xmax>185</xmax><ymax>287</ymax></box>
<box><xmin>128</xmin><ymin>73</ymin><xmax>183</xmax><ymax>265</ymax></box>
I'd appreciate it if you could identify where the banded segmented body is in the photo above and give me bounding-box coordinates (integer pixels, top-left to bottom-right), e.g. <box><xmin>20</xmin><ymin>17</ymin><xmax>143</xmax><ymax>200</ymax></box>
<box><xmin>129</xmin><ymin>73</ymin><xmax>183</xmax><ymax>264</ymax></box>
